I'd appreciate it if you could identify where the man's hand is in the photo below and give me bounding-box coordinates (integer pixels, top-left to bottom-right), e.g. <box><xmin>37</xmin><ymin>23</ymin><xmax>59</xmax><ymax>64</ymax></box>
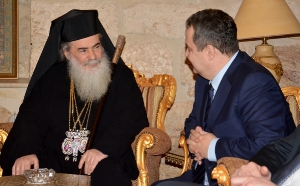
<box><xmin>232</xmin><ymin>162</ymin><xmax>271</xmax><ymax>179</ymax></box>
<box><xmin>187</xmin><ymin>126</ymin><xmax>216</xmax><ymax>158</ymax></box>
<box><xmin>194</xmin><ymin>156</ymin><xmax>203</xmax><ymax>165</ymax></box>
<box><xmin>78</xmin><ymin>149</ymin><xmax>108</xmax><ymax>175</ymax></box>
<box><xmin>231</xmin><ymin>162</ymin><xmax>273</xmax><ymax>186</ymax></box>
<box><xmin>231</xmin><ymin>175</ymin><xmax>276</xmax><ymax>186</ymax></box>
<box><xmin>12</xmin><ymin>154</ymin><xmax>39</xmax><ymax>175</ymax></box>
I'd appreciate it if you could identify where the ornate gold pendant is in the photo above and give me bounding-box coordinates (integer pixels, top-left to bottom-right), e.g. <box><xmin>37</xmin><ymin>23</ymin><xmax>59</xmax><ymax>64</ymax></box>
<box><xmin>61</xmin><ymin>129</ymin><xmax>90</xmax><ymax>162</ymax></box>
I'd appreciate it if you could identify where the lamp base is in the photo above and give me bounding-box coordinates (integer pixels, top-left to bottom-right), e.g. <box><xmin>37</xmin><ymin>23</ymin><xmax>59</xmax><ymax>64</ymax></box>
<box><xmin>252</xmin><ymin>43</ymin><xmax>283</xmax><ymax>83</ymax></box>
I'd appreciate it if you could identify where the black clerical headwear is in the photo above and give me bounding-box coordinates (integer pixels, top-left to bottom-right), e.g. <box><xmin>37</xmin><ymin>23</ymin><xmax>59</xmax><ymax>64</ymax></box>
<box><xmin>51</xmin><ymin>10</ymin><xmax>99</xmax><ymax>42</ymax></box>
<box><xmin>24</xmin><ymin>9</ymin><xmax>121</xmax><ymax>99</ymax></box>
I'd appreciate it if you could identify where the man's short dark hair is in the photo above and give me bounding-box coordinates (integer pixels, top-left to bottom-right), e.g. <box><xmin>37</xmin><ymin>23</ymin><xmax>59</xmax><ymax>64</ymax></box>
<box><xmin>186</xmin><ymin>9</ymin><xmax>239</xmax><ymax>56</ymax></box>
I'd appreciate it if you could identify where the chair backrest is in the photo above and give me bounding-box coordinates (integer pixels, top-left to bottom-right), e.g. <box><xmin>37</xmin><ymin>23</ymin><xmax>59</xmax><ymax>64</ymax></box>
<box><xmin>130</xmin><ymin>67</ymin><xmax>176</xmax><ymax>131</ymax></box>
<box><xmin>129</xmin><ymin>67</ymin><xmax>176</xmax><ymax>186</ymax></box>
<box><xmin>281</xmin><ymin>86</ymin><xmax>300</xmax><ymax>126</ymax></box>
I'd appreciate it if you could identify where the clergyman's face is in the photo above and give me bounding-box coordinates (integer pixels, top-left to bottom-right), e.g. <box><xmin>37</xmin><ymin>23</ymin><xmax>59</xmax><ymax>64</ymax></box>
<box><xmin>64</xmin><ymin>33</ymin><xmax>102</xmax><ymax>71</ymax></box>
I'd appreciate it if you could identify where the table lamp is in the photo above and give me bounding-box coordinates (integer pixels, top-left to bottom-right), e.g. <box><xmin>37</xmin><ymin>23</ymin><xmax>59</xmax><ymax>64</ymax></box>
<box><xmin>235</xmin><ymin>0</ymin><xmax>300</xmax><ymax>82</ymax></box>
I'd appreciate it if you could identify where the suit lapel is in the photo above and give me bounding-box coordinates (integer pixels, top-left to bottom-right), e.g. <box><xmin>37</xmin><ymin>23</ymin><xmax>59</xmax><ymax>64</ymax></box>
<box><xmin>206</xmin><ymin>79</ymin><xmax>231</xmax><ymax>129</ymax></box>
<box><xmin>206</xmin><ymin>51</ymin><xmax>245</xmax><ymax>129</ymax></box>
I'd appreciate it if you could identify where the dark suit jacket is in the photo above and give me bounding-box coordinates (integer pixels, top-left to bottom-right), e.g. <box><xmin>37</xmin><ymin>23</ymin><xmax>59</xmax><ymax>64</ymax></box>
<box><xmin>0</xmin><ymin>61</ymin><xmax>149</xmax><ymax>180</ymax></box>
<box><xmin>251</xmin><ymin>124</ymin><xmax>300</xmax><ymax>183</ymax></box>
<box><xmin>184</xmin><ymin>51</ymin><xmax>295</xmax><ymax>185</ymax></box>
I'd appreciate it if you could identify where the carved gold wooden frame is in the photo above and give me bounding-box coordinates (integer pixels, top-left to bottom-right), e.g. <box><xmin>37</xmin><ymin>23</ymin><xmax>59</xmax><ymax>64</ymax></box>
<box><xmin>281</xmin><ymin>86</ymin><xmax>300</xmax><ymax>109</ymax></box>
<box><xmin>0</xmin><ymin>128</ymin><xmax>8</xmax><ymax>177</ymax></box>
<box><xmin>211</xmin><ymin>164</ymin><xmax>230</xmax><ymax>186</ymax></box>
<box><xmin>135</xmin><ymin>132</ymin><xmax>154</xmax><ymax>186</ymax></box>
<box><xmin>0</xmin><ymin>128</ymin><xmax>8</xmax><ymax>146</ymax></box>
<box><xmin>130</xmin><ymin>66</ymin><xmax>176</xmax><ymax>131</ymax></box>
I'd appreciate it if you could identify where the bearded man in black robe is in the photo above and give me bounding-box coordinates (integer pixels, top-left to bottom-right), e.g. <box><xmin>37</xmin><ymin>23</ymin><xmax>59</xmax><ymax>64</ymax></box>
<box><xmin>0</xmin><ymin>9</ymin><xmax>148</xmax><ymax>186</ymax></box>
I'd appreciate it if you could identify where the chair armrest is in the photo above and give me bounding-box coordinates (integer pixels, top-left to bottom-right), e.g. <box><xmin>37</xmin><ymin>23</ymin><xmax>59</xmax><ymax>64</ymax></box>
<box><xmin>179</xmin><ymin>130</ymin><xmax>191</xmax><ymax>175</ymax></box>
<box><xmin>211</xmin><ymin>157</ymin><xmax>248</xmax><ymax>186</ymax></box>
<box><xmin>165</xmin><ymin>130</ymin><xmax>191</xmax><ymax>175</ymax></box>
<box><xmin>140</xmin><ymin>127</ymin><xmax>171</xmax><ymax>156</ymax></box>
<box><xmin>0</xmin><ymin>122</ymin><xmax>13</xmax><ymax>134</ymax></box>
<box><xmin>133</xmin><ymin>127</ymin><xmax>171</xmax><ymax>186</ymax></box>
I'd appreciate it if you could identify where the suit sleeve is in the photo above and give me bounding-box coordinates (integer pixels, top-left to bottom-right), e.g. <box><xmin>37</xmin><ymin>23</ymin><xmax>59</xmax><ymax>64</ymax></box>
<box><xmin>215</xmin><ymin>72</ymin><xmax>295</xmax><ymax>160</ymax></box>
<box><xmin>184</xmin><ymin>94</ymin><xmax>199</xmax><ymax>139</ymax></box>
<box><xmin>184</xmin><ymin>76</ymin><xmax>207</xmax><ymax>139</ymax></box>
<box><xmin>250</xmin><ymin>125</ymin><xmax>300</xmax><ymax>175</ymax></box>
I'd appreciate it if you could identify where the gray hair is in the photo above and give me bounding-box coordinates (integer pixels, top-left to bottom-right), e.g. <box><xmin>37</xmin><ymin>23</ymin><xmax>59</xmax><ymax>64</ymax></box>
<box><xmin>59</xmin><ymin>42</ymin><xmax>71</xmax><ymax>61</ymax></box>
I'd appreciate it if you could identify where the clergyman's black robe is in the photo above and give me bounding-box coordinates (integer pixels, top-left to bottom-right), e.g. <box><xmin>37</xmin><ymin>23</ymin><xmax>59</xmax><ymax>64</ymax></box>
<box><xmin>0</xmin><ymin>60</ymin><xmax>149</xmax><ymax>180</ymax></box>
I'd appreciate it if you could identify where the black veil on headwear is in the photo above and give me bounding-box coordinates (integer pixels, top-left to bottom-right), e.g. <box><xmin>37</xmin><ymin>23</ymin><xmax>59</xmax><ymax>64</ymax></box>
<box><xmin>24</xmin><ymin>9</ymin><xmax>121</xmax><ymax>99</ymax></box>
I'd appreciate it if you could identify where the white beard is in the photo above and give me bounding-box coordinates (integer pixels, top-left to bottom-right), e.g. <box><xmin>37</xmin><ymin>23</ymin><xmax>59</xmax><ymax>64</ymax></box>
<box><xmin>67</xmin><ymin>49</ymin><xmax>112</xmax><ymax>101</ymax></box>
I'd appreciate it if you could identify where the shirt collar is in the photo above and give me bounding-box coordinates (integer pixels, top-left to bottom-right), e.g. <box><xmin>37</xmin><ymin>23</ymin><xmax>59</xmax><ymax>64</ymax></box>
<box><xmin>210</xmin><ymin>51</ymin><xmax>239</xmax><ymax>94</ymax></box>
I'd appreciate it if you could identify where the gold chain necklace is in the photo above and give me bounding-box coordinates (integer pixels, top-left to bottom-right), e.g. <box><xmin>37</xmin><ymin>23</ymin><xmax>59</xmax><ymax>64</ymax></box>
<box><xmin>69</xmin><ymin>79</ymin><xmax>93</xmax><ymax>130</ymax></box>
<box><xmin>62</xmin><ymin>79</ymin><xmax>93</xmax><ymax>162</ymax></box>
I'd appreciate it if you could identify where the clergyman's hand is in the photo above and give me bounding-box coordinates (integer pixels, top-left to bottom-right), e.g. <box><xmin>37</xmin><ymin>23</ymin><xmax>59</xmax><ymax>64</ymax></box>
<box><xmin>12</xmin><ymin>154</ymin><xmax>39</xmax><ymax>175</ymax></box>
<box><xmin>78</xmin><ymin>149</ymin><xmax>108</xmax><ymax>175</ymax></box>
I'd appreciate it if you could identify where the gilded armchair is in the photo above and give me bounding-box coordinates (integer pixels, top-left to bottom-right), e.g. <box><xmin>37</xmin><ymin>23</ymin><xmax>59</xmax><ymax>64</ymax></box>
<box><xmin>130</xmin><ymin>67</ymin><xmax>176</xmax><ymax>186</ymax></box>
<box><xmin>281</xmin><ymin>86</ymin><xmax>300</xmax><ymax>126</ymax></box>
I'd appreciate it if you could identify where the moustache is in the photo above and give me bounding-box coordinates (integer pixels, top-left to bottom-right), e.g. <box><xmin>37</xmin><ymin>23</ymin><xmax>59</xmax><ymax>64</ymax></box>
<box><xmin>84</xmin><ymin>59</ymin><xmax>101</xmax><ymax>66</ymax></box>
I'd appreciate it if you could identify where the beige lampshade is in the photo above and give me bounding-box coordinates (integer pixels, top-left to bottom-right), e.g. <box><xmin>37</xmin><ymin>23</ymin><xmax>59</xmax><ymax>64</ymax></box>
<box><xmin>235</xmin><ymin>0</ymin><xmax>300</xmax><ymax>40</ymax></box>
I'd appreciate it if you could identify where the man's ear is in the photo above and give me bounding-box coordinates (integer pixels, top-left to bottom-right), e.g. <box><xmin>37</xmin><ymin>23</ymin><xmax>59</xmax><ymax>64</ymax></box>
<box><xmin>63</xmin><ymin>50</ymin><xmax>70</xmax><ymax>60</ymax></box>
<box><xmin>206</xmin><ymin>45</ymin><xmax>216</xmax><ymax>61</ymax></box>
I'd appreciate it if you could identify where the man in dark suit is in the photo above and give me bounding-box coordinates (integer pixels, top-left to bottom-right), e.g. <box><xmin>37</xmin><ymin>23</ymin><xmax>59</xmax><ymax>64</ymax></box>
<box><xmin>153</xmin><ymin>9</ymin><xmax>295</xmax><ymax>186</ymax></box>
<box><xmin>0</xmin><ymin>10</ymin><xmax>148</xmax><ymax>186</ymax></box>
<box><xmin>231</xmin><ymin>124</ymin><xmax>300</xmax><ymax>186</ymax></box>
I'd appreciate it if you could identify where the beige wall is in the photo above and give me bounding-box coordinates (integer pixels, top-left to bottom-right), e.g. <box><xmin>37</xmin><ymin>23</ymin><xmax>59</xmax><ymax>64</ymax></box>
<box><xmin>1</xmin><ymin>0</ymin><xmax>300</xmax><ymax>179</ymax></box>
